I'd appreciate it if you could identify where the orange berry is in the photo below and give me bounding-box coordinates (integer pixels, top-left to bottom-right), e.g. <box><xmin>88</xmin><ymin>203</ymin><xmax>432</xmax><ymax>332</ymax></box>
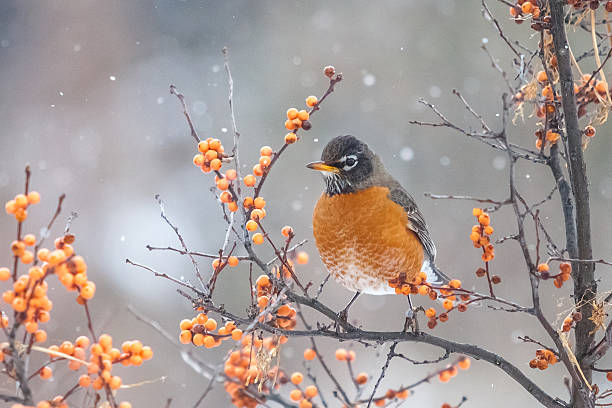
<box><xmin>205</xmin><ymin>149</ymin><xmax>217</xmax><ymax>161</ymax></box>
<box><xmin>292</xmin><ymin>118</ymin><xmax>302</xmax><ymax>128</ymax></box>
<box><xmin>14</xmin><ymin>194</ymin><xmax>28</xmax><ymax>208</ymax></box>
<box><xmin>356</xmin><ymin>372</ymin><xmax>368</xmax><ymax>385</ymax></box>
<box><xmin>259</xmin><ymin>156</ymin><xmax>271</xmax><ymax>167</ymax></box>
<box><xmin>285</xmin><ymin>132</ymin><xmax>297</xmax><ymax>144</ymax></box>
<box><xmin>306</xmin><ymin>95</ymin><xmax>318</xmax><ymax>107</ymax></box>
<box><xmin>210</xmin><ymin>158</ymin><xmax>222</xmax><ymax>171</ymax></box>
<box><xmin>253</xmin><ymin>164</ymin><xmax>264</xmax><ymax>177</ymax></box>
<box><xmin>246</xmin><ymin>220</ymin><xmax>258</xmax><ymax>232</ymax></box>
<box><xmin>193</xmin><ymin>154</ymin><xmax>205</xmax><ymax>167</ymax></box>
<box><xmin>281</xmin><ymin>226</ymin><xmax>294</xmax><ymax>237</ymax></box>
<box><xmin>75</xmin><ymin>336</ymin><xmax>90</xmax><ymax>349</ymax></box>
<box><xmin>425</xmin><ymin>307</ymin><xmax>436</xmax><ymax>318</ymax></box>
<box><xmin>285</xmin><ymin>119</ymin><xmax>296</xmax><ymax>130</ymax></box>
<box><xmin>290</xmin><ymin>389</ymin><xmax>303</xmax><ymax>402</ymax></box>
<box><xmin>449</xmin><ymin>279</ymin><xmax>461</xmax><ymax>289</ymax></box>
<box><xmin>560</xmin><ymin>262</ymin><xmax>572</xmax><ymax>274</ymax></box>
<box><xmin>34</xmin><ymin>329</ymin><xmax>47</xmax><ymax>343</ymax></box>
<box><xmin>287</xmin><ymin>108</ymin><xmax>299</xmax><ymax>120</ymax></box>
<box><xmin>203</xmin><ymin>335</ymin><xmax>215</xmax><ymax>348</ymax></box>
<box><xmin>596</xmin><ymin>81</ymin><xmax>608</xmax><ymax>94</ymax></box>
<box><xmin>254</xmin><ymin>197</ymin><xmax>266</xmax><ymax>209</ymax></box>
<box><xmin>458</xmin><ymin>357</ymin><xmax>471</xmax><ymax>370</ymax></box>
<box><xmin>180</xmin><ymin>330</ymin><xmax>192</xmax><ymax>344</ymax></box>
<box><xmin>119</xmin><ymin>403</ymin><xmax>132</xmax><ymax>408</ymax></box>
<box><xmin>304</xmin><ymin>385</ymin><xmax>318</xmax><ymax>398</ymax></box>
<box><xmin>4</xmin><ymin>200</ymin><xmax>16</xmax><ymax>214</ymax></box>
<box><xmin>227</xmin><ymin>201</ymin><xmax>238</xmax><ymax>212</ymax></box>
<box><xmin>25</xmin><ymin>321</ymin><xmax>38</xmax><ymax>334</ymax></box>
<box><xmin>484</xmin><ymin>225</ymin><xmax>494</xmax><ymax>235</ymax></box>
<box><xmin>198</xmin><ymin>140</ymin><xmax>209</xmax><ymax>153</ymax></box>
<box><xmin>335</xmin><ymin>348</ymin><xmax>348</xmax><ymax>361</ymax></box>
<box><xmin>99</xmin><ymin>334</ymin><xmax>112</xmax><ymax>350</ymax></box>
<box><xmin>438</xmin><ymin>370</ymin><xmax>451</xmax><ymax>382</ymax></box>
<box><xmin>375</xmin><ymin>399</ymin><xmax>386</xmax><ymax>407</ymax></box>
<box><xmin>78</xmin><ymin>374</ymin><xmax>91</xmax><ymax>387</ymax></box>
<box><xmin>231</xmin><ymin>328</ymin><xmax>242</xmax><ymax>340</ymax></box>
<box><xmin>23</xmin><ymin>234</ymin><xmax>36</xmax><ymax>246</ymax></box>
<box><xmin>257</xmin><ymin>296</ymin><xmax>269</xmax><ymax>308</ymax></box>
<box><xmin>250</xmin><ymin>209</ymin><xmax>264</xmax><ymax>220</ymax></box>
<box><xmin>260</xmin><ymin>146</ymin><xmax>273</xmax><ymax>157</ymax></box>
<box><xmin>80</xmin><ymin>282</ymin><xmax>96</xmax><ymax>300</ymax></box>
<box><xmin>209</xmin><ymin>139</ymin><xmax>221</xmax><ymax>151</ymax></box>
<box><xmin>12</xmin><ymin>297</ymin><xmax>26</xmax><ymax>312</ymax></box>
<box><xmin>204</xmin><ymin>318</ymin><xmax>217</xmax><ymax>331</ymax></box>
<box><xmin>304</xmin><ymin>348</ymin><xmax>316</xmax><ymax>360</ymax></box>
<box><xmin>546</xmin><ymin>130</ymin><xmax>560</xmax><ymax>143</ymax></box>
<box><xmin>243</xmin><ymin>196</ymin><xmax>254</xmax><ymax>209</ymax></box>
<box><xmin>243</xmin><ymin>174</ymin><xmax>256</xmax><ymax>187</ymax></box>
<box><xmin>252</xmin><ymin>233</ymin><xmax>264</xmax><ymax>245</ymax></box>
<box><xmin>256</xmin><ymin>275</ymin><xmax>270</xmax><ymax>287</ymax></box>
<box><xmin>296</xmin><ymin>251</ymin><xmax>309</xmax><ymax>265</ymax></box>
<box><xmin>141</xmin><ymin>346</ymin><xmax>153</xmax><ymax>360</ymax></box>
<box><xmin>180</xmin><ymin>318</ymin><xmax>193</xmax><ymax>331</ymax></box>
<box><xmin>607</xmin><ymin>371</ymin><xmax>612</xmax><ymax>381</ymax></box>
<box><xmin>192</xmin><ymin>333</ymin><xmax>205</xmax><ymax>347</ymax></box>
<box><xmin>585</xmin><ymin>125</ymin><xmax>596</xmax><ymax>137</ymax></box>
<box><xmin>228</xmin><ymin>256</ymin><xmax>239</xmax><ymax>267</ymax></box>
<box><xmin>299</xmin><ymin>400</ymin><xmax>312</xmax><ymax>408</ymax></box>
<box><xmin>472</xmin><ymin>208</ymin><xmax>483</xmax><ymax>217</ymax></box>
<box><xmin>521</xmin><ymin>1</ymin><xmax>533</xmax><ymax>13</ymax></box>
<box><xmin>220</xmin><ymin>191</ymin><xmax>232</xmax><ymax>203</ymax></box>
<box><xmin>442</xmin><ymin>299</ymin><xmax>453</xmax><ymax>310</ymax></box>
<box><xmin>0</xmin><ymin>267</ymin><xmax>10</xmax><ymax>281</ymax></box>
<box><xmin>224</xmin><ymin>169</ymin><xmax>237</xmax><ymax>181</ymax></box>
<box><xmin>536</xmin><ymin>70</ymin><xmax>548</xmax><ymax>83</ymax></box>
<box><xmin>109</xmin><ymin>376</ymin><xmax>122</xmax><ymax>390</ymax></box>
<box><xmin>478</xmin><ymin>213</ymin><xmax>490</xmax><ymax>226</ymax></box>
<box><xmin>15</xmin><ymin>208</ymin><xmax>27</xmax><ymax>222</ymax></box>
<box><xmin>537</xmin><ymin>263</ymin><xmax>549</xmax><ymax>272</ymax></box>
<box><xmin>291</xmin><ymin>372</ymin><xmax>304</xmax><ymax>385</ymax></box>
<box><xmin>298</xmin><ymin>110</ymin><xmax>309</xmax><ymax>121</ymax></box>
<box><xmin>40</xmin><ymin>366</ymin><xmax>52</xmax><ymax>380</ymax></box>
<box><xmin>216</xmin><ymin>178</ymin><xmax>229</xmax><ymax>191</ymax></box>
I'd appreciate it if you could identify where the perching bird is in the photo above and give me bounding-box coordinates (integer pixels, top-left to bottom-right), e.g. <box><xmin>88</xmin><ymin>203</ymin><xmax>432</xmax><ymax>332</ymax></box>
<box><xmin>307</xmin><ymin>135</ymin><xmax>448</xmax><ymax>321</ymax></box>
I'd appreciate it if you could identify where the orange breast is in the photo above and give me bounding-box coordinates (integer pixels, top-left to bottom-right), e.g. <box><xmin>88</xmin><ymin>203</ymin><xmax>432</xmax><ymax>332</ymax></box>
<box><xmin>312</xmin><ymin>186</ymin><xmax>424</xmax><ymax>295</ymax></box>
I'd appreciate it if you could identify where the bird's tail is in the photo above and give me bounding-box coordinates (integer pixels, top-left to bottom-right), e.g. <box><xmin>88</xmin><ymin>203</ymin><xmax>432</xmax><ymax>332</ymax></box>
<box><xmin>421</xmin><ymin>259</ymin><xmax>452</xmax><ymax>286</ymax></box>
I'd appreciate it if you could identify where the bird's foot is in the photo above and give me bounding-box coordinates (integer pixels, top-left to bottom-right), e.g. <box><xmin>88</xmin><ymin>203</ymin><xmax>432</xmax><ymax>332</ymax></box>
<box><xmin>403</xmin><ymin>306</ymin><xmax>424</xmax><ymax>334</ymax></box>
<box><xmin>334</xmin><ymin>309</ymin><xmax>355</xmax><ymax>333</ymax></box>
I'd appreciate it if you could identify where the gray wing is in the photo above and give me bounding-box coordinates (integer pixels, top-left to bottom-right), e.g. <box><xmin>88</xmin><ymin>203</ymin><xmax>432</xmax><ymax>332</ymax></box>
<box><xmin>389</xmin><ymin>186</ymin><xmax>436</xmax><ymax>262</ymax></box>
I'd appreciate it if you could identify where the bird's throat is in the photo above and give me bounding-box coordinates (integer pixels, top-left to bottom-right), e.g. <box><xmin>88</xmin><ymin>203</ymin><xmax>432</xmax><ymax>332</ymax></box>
<box><xmin>324</xmin><ymin>174</ymin><xmax>354</xmax><ymax>196</ymax></box>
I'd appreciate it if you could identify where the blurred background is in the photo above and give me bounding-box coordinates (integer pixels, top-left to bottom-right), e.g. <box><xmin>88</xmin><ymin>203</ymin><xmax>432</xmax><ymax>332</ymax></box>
<box><xmin>1</xmin><ymin>0</ymin><xmax>611</xmax><ymax>406</ymax></box>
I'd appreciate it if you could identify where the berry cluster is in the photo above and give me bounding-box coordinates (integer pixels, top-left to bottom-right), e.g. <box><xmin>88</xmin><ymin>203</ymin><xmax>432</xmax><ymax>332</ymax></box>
<box><xmin>179</xmin><ymin>311</ymin><xmax>243</xmax><ymax>348</ymax></box>
<box><xmin>3</xmin><ymin>180</ymin><xmax>149</xmax><ymax>408</ymax></box>
<box><xmin>193</xmin><ymin>137</ymin><xmax>226</xmax><ymax>173</ymax></box>
<box><xmin>529</xmin><ymin>348</ymin><xmax>558</xmax><ymax>370</ymax></box>
<box><xmin>537</xmin><ymin>262</ymin><xmax>571</xmax><ymax>288</ymax></box>
<box><xmin>470</xmin><ymin>208</ymin><xmax>495</xmax><ymax>262</ymax></box>
<box><xmin>4</xmin><ymin>190</ymin><xmax>40</xmax><ymax>223</ymax></box>
<box><xmin>562</xmin><ymin>311</ymin><xmax>583</xmax><ymax>333</ymax></box>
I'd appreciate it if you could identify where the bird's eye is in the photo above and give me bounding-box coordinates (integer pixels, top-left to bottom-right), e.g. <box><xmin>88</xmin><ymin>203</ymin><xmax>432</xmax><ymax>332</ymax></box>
<box><xmin>341</xmin><ymin>155</ymin><xmax>358</xmax><ymax>171</ymax></box>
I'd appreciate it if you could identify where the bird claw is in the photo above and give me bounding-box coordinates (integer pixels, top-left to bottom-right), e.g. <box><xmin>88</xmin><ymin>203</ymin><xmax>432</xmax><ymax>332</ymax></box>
<box><xmin>334</xmin><ymin>310</ymin><xmax>355</xmax><ymax>333</ymax></box>
<box><xmin>403</xmin><ymin>308</ymin><xmax>421</xmax><ymax>334</ymax></box>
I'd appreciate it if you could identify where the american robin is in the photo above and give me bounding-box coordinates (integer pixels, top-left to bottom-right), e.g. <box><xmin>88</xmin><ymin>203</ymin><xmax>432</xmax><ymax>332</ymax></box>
<box><xmin>307</xmin><ymin>135</ymin><xmax>448</xmax><ymax>322</ymax></box>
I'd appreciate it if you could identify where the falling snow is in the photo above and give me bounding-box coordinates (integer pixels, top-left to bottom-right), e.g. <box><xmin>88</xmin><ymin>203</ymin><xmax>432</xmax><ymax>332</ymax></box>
<box><xmin>440</xmin><ymin>156</ymin><xmax>451</xmax><ymax>166</ymax></box>
<box><xmin>362</xmin><ymin>73</ymin><xmax>376</xmax><ymax>87</ymax></box>
<box><xmin>400</xmin><ymin>147</ymin><xmax>414</xmax><ymax>162</ymax></box>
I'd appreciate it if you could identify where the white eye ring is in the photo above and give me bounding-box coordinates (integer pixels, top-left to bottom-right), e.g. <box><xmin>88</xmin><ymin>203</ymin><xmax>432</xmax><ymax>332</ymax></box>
<box><xmin>341</xmin><ymin>155</ymin><xmax>358</xmax><ymax>171</ymax></box>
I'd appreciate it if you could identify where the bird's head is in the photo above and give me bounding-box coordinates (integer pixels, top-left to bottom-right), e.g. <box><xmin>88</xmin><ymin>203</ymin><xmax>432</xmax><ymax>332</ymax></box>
<box><xmin>306</xmin><ymin>135</ymin><xmax>377</xmax><ymax>196</ymax></box>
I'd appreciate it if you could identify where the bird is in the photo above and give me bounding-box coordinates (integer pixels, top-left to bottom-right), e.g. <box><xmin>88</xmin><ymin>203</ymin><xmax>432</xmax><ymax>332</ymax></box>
<box><xmin>307</xmin><ymin>135</ymin><xmax>448</xmax><ymax>323</ymax></box>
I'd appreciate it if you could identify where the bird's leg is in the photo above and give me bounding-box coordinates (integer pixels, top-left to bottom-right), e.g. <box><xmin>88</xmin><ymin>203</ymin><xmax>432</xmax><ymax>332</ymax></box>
<box><xmin>403</xmin><ymin>294</ymin><xmax>421</xmax><ymax>333</ymax></box>
<box><xmin>335</xmin><ymin>291</ymin><xmax>360</xmax><ymax>331</ymax></box>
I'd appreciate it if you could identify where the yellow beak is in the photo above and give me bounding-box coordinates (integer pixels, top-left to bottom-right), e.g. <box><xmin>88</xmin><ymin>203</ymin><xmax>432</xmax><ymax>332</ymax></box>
<box><xmin>306</xmin><ymin>161</ymin><xmax>340</xmax><ymax>174</ymax></box>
